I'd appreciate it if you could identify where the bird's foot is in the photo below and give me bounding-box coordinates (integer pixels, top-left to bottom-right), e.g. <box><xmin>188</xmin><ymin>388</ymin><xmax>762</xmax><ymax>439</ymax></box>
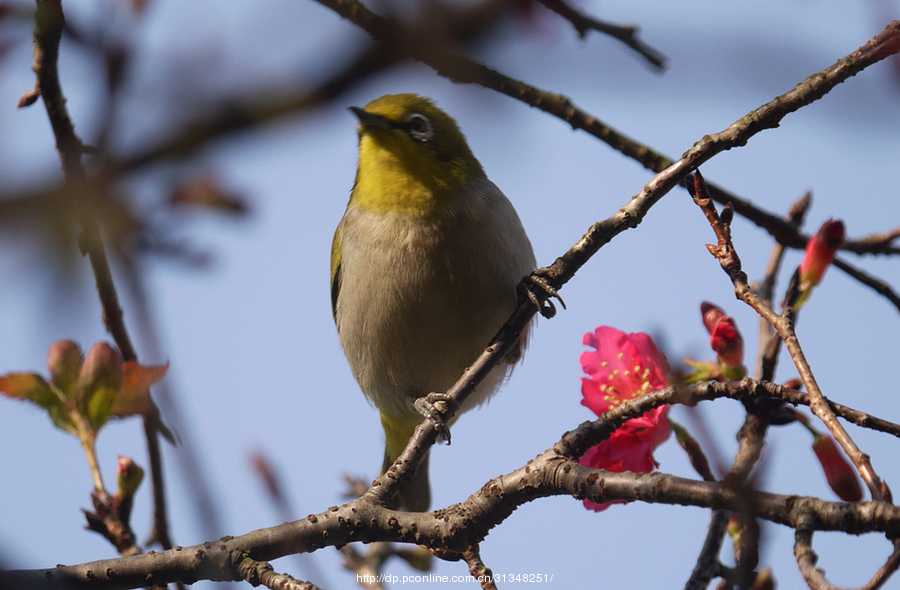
<box><xmin>414</xmin><ymin>392</ymin><xmax>459</xmax><ymax>445</ymax></box>
<box><xmin>520</xmin><ymin>269</ymin><xmax>565</xmax><ymax>319</ymax></box>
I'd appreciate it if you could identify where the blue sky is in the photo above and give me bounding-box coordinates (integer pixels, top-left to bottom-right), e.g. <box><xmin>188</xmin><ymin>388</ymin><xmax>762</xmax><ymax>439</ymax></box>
<box><xmin>1</xmin><ymin>1</ymin><xmax>899</xmax><ymax>588</ymax></box>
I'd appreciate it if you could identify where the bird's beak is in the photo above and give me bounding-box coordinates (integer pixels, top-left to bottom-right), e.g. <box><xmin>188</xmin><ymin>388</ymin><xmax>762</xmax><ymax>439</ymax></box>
<box><xmin>349</xmin><ymin>106</ymin><xmax>393</xmax><ymax>131</ymax></box>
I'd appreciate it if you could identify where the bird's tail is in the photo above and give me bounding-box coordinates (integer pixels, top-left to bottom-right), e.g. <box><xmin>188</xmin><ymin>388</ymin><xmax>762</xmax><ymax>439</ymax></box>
<box><xmin>381</xmin><ymin>411</ymin><xmax>431</xmax><ymax>512</ymax></box>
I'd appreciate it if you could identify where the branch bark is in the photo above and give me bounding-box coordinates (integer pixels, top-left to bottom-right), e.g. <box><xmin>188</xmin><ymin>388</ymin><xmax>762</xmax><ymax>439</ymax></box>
<box><xmin>5</xmin><ymin>378</ymin><xmax>899</xmax><ymax>589</ymax></box>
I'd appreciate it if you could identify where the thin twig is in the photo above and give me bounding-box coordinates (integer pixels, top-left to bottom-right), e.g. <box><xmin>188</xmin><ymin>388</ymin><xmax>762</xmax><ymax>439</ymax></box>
<box><xmin>121</xmin><ymin>261</ymin><xmax>223</xmax><ymax>542</ymax></box>
<box><xmin>684</xmin><ymin>510</ymin><xmax>729</xmax><ymax>590</ymax></box>
<box><xmin>688</xmin><ymin>173</ymin><xmax>890</xmax><ymax>503</ymax></box>
<box><xmin>233</xmin><ymin>552</ymin><xmax>323</xmax><ymax>590</ymax></box>
<box><xmin>26</xmin><ymin>0</ymin><xmax>174</xmax><ymax>555</ymax></box>
<box><xmin>462</xmin><ymin>545</ymin><xmax>497</xmax><ymax>590</ymax></box>
<box><xmin>671</xmin><ymin>420</ymin><xmax>717</xmax><ymax>483</ymax></box>
<box><xmin>795</xmin><ymin>521</ymin><xmax>900</xmax><ymax>590</ymax></box>
<box><xmin>536</xmin><ymin>0</ymin><xmax>666</xmax><ymax>68</ymax></box>
<box><xmin>833</xmin><ymin>257</ymin><xmax>900</xmax><ymax>313</ymax></box>
<box><xmin>754</xmin><ymin>192</ymin><xmax>811</xmax><ymax>382</ymax></box>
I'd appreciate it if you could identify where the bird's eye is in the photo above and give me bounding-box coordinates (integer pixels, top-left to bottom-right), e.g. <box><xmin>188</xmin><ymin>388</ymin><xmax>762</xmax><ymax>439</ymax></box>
<box><xmin>406</xmin><ymin>113</ymin><xmax>434</xmax><ymax>142</ymax></box>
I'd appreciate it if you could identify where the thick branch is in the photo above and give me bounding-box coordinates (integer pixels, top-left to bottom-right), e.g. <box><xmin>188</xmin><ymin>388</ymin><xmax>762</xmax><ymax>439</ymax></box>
<box><xmin>4</xmin><ymin>378</ymin><xmax>900</xmax><ymax>589</ymax></box>
<box><xmin>6</xmin><ymin>459</ymin><xmax>899</xmax><ymax>589</ymax></box>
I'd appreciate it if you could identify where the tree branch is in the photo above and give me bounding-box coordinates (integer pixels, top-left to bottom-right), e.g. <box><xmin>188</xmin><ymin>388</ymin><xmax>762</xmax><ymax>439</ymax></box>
<box><xmin>4</xmin><ymin>378</ymin><xmax>899</xmax><ymax>589</ymax></box>
<box><xmin>688</xmin><ymin>172</ymin><xmax>891</xmax><ymax>504</ymax></box>
<box><xmin>833</xmin><ymin>257</ymin><xmax>900</xmax><ymax>313</ymax></box>
<box><xmin>684</xmin><ymin>510</ymin><xmax>729</xmax><ymax>590</ymax></box>
<box><xmin>26</xmin><ymin>0</ymin><xmax>173</xmax><ymax>555</ymax></box>
<box><xmin>795</xmin><ymin>520</ymin><xmax>900</xmax><ymax>590</ymax></box>
<box><xmin>103</xmin><ymin>1</ymin><xmax>899</xmax><ymax>269</ymax></box>
<box><xmin>535</xmin><ymin>0</ymin><xmax>666</xmax><ymax>68</ymax></box>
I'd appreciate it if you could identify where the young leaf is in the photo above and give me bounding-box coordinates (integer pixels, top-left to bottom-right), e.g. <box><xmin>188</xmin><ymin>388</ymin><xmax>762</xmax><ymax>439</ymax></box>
<box><xmin>112</xmin><ymin>361</ymin><xmax>169</xmax><ymax>417</ymax></box>
<box><xmin>0</xmin><ymin>372</ymin><xmax>55</xmax><ymax>405</ymax></box>
<box><xmin>0</xmin><ymin>372</ymin><xmax>76</xmax><ymax>433</ymax></box>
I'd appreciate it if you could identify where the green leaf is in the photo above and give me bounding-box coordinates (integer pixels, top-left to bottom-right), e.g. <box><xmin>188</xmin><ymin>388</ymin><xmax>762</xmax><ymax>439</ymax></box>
<box><xmin>84</xmin><ymin>385</ymin><xmax>119</xmax><ymax>432</ymax></box>
<box><xmin>47</xmin><ymin>403</ymin><xmax>77</xmax><ymax>434</ymax></box>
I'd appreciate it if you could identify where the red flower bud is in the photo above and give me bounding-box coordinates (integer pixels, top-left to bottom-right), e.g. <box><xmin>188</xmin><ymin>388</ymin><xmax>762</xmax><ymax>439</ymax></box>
<box><xmin>700</xmin><ymin>302</ymin><xmax>744</xmax><ymax>368</ymax></box>
<box><xmin>812</xmin><ymin>434</ymin><xmax>862</xmax><ymax>502</ymax></box>
<box><xmin>113</xmin><ymin>455</ymin><xmax>144</xmax><ymax>523</ymax></box>
<box><xmin>700</xmin><ymin>301</ymin><xmax>725</xmax><ymax>334</ymax></box>
<box><xmin>710</xmin><ymin>317</ymin><xmax>743</xmax><ymax>367</ymax></box>
<box><xmin>800</xmin><ymin>219</ymin><xmax>845</xmax><ymax>289</ymax></box>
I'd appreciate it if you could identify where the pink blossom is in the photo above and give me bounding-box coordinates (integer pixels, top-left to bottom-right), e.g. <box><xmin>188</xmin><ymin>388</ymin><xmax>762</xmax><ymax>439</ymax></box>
<box><xmin>579</xmin><ymin>326</ymin><xmax>671</xmax><ymax>511</ymax></box>
<box><xmin>580</xmin><ymin>327</ymin><xmax>670</xmax><ymax>415</ymax></box>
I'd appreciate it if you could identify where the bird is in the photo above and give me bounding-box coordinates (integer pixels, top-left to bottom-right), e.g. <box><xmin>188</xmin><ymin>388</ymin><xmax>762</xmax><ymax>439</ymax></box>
<box><xmin>330</xmin><ymin>94</ymin><xmax>536</xmax><ymax>512</ymax></box>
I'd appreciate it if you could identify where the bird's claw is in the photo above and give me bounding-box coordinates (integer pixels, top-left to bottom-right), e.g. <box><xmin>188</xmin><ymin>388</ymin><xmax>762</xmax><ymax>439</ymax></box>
<box><xmin>414</xmin><ymin>392</ymin><xmax>458</xmax><ymax>445</ymax></box>
<box><xmin>520</xmin><ymin>270</ymin><xmax>565</xmax><ymax>319</ymax></box>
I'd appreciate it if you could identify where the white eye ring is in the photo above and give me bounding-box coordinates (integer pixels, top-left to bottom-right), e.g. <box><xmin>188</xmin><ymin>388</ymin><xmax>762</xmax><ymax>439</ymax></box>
<box><xmin>406</xmin><ymin>113</ymin><xmax>434</xmax><ymax>142</ymax></box>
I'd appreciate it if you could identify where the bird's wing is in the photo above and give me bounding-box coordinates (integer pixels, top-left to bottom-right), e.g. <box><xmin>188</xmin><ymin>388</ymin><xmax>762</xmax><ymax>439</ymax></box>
<box><xmin>330</xmin><ymin>224</ymin><xmax>343</xmax><ymax>323</ymax></box>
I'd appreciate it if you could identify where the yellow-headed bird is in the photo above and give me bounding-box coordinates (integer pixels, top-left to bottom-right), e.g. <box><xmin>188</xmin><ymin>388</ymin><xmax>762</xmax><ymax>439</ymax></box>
<box><xmin>331</xmin><ymin>94</ymin><xmax>535</xmax><ymax>511</ymax></box>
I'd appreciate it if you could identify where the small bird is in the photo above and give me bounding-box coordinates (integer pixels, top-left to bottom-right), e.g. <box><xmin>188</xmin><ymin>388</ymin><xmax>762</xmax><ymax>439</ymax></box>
<box><xmin>330</xmin><ymin>94</ymin><xmax>536</xmax><ymax>511</ymax></box>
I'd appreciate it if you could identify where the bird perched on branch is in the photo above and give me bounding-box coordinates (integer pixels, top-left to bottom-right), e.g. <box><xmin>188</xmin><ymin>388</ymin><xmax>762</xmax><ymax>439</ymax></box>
<box><xmin>330</xmin><ymin>94</ymin><xmax>536</xmax><ymax>511</ymax></box>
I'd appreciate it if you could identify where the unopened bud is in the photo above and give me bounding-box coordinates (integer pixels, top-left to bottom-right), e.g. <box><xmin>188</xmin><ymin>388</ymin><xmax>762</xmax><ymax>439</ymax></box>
<box><xmin>78</xmin><ymin>343</ymin><xmax>124</xmax><ymax>396</ymax></box>
<box><xmin>751</xmin><ymin>567</ymin><xmax>775</xmax><ymax>590</ymax></box>
<box><xmin>113</xmin><ymin>455</ymin><xmax>144</xmax><ymax>523</ymax></box>
<box><xmin>799</xmin><ymin>219</ymin><xmax>845</xmax><ymax>289</ymax></box>
<box><xmin>47</xmin><ymin>340</ymin><xmax>83</xmax><ymax>395</ymax></box>
<box><xmin>700</xmin><ymin>302</ymin><xmax>744</xmax><ymax>368</ymax></box>
<box><xmin>700</xmin><ymin>301</ymin><xmax>726</xmax><ymax>334</ymax></box>
<box><xmin>812</xmin><ymin>434</ymin><xmax>862</xmax><ymax>502</ymax></box>
<box><xmin>115</xmin><ymin>455</ymin><xmax>144</xmax><ymax>501</ymax></box>
<box><xmin>710</xmin><ymin>317</ymin><xmax>743</xmax><ymax>367</ymax></box>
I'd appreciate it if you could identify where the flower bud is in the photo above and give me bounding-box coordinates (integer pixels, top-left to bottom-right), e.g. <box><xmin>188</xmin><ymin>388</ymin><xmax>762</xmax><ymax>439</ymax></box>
<box><xmin>710</xmin><ymin>317</ymin><xmax>743</xmax><ymax>367</ymax></box>
<box><xmin>77</xmin><ymin>343</ymin><xmax>124</xmax><ymax>430</ymax></box>
<box><xmin>115</xmin><ymin>455</ymin><xmax>144</xmax><ymax>501</ymax></box>
<box><xmin>751</xmin><ymin>568</ymin><xmax>775</xmax><ymax>590</ymax></box>
<box><xmin>46</xmin><ymin>340</ymin><xmax>83</xmax><ymax>395</ymax></box>
<box><xmin>700</xmin><ymin>301</ymin><xmax>725</xmax><ymax>334</ymax></box>
<box><xmin>800</xmin><ymin>219</ymin><xmax>845</xmax><ymax>289</ymax></box>
<box><xmin>812</xmin><ymin>434</ymin><xmax>862</xmax><ymax>502</ymax></box>
<box><xmin>113</xmin><ymin>455</ymin><xmax>144</xmax><ymax>523</ymax></box>
<box><xmin>700</xmin><ymin>302</ymin><xmax>744</xmax><ymax>368</ymax></box>
<box><xmin>78</xmin><ymin>342</ymin><xmax>124</xmax><ymax>396</ymax></box>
